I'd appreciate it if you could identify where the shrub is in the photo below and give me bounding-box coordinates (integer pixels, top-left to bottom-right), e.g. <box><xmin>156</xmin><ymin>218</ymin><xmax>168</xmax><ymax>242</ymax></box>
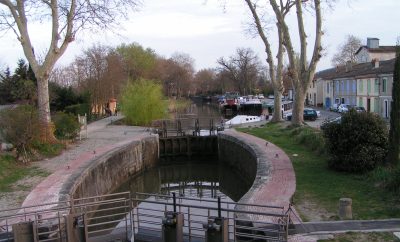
<box><xmin>294</xmin><ymin>127</ymin><xmax>326</xmax><ymax>154</ymax></box>
<box><xmin>0</xmin><ymin>105</ymin><xmax>40</xmax><ymax>159</ymax></box>
<box><xmin>120</xmin><ymin>79</ymin><xmax>168</xmax><ymax>126</ymax></box>
<box><xmin>323</xmin><ymin>110</ymin><xmax>388</xmax><ymax>173</ymax></box>
<box><xmin>53</xmin><ymin>112</ymin><xmax>80</xmax><ymax>139</ymax></box>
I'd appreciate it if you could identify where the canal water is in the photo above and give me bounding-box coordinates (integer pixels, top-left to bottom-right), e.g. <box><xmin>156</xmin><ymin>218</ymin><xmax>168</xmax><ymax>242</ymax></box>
<box><xmin>94</xmin><ymin>102</ymin><xmax>254</xmax><ymax>239</ymax></box>
<box><xmin>115</xmin><ymin>161</ymin><xmax>252</xmax><ymax>202</ymax></box>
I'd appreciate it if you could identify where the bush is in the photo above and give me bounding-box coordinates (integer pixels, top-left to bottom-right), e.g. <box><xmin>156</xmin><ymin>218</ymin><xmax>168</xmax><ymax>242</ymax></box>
<box><xmin>323</xmin><ymin>110</ymin><xmax>388</xmax><ymax>173</ymax></box>
<box><xmin>120</xmin><ymin>79</ymin><xmax>168</xmax><ymax>125</ymax></box>
<box><xmin>53</xmin><ymin>112</ymin><xmax>81</xmax><ymax>139</ymax></box>
<box><xmin>65</xmin><ymin>103</ymin><xmax>91</xmax><ymax>119</ymax></box>
<box><xmin>0</xmin><ymin>105</ymin><xmax>40</xmax><ymax>160</ymax></box>
<box><xmin>292</xmin><ymin>127</ymin><xmax>326</xmax><ymax>154</ymax></box>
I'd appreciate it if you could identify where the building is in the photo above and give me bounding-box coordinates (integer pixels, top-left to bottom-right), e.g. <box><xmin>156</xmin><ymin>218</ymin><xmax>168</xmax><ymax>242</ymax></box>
<box><xmin>355</xmin><ymin>38</ymin><xmax>396</xmax><ymax>63</ymax></box>
<box><xmin>315</xmin><ymin>58</ymin><xmax>395</xmax><ymax>119</ymax></box>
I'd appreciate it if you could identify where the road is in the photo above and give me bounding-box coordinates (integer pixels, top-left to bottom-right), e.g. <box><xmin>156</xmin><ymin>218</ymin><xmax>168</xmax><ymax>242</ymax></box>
<box><xmin>304</xmin><ymin>107</ymin><xmax>341</xmax><ymax>129</ymax></box>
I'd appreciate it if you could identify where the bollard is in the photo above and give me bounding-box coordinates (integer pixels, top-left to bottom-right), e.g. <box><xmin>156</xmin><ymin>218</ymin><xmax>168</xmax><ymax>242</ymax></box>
<box><xmin>203</xmin><ymin>197</ymin><xmax>228</xmax><ymax>242</ymax></box>
<box><xmin>203</xmin><ymin>217</ymin><xmax>229</xmax><ymax>242</ymax></box>
<box><xmin>339</xmin><ymin>198</ymin><xmax>353</xmax><ymax>220</ymax></box>
<box><xmin>12</xmin><ymin>221</ymin><xmax>34</xmax><ymax>242</ymax></box>
<box><xmin>65</xmin><ymin>213</ymin><xmax>88</xmax><ymax>242</ymax></box>
<box><xmin>162</xmin><ymin>211</ymin><xmax>184</xmax><ymax>242</ymax></box>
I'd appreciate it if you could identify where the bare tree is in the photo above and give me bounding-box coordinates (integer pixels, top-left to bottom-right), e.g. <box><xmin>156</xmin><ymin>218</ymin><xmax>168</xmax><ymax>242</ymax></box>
<box><xmin>269</xmin><ymin>0</ymin><xmax>324</xmax><ymax>125</ymax></box>
<box><xmin>245</xmin><ymin>0</ymin><xmax>295</xmax><ymax>122</ymax></box>
<box><xmin>217</xmin><ymin>48</ymin><xmax>261</xmax><ymax>95</ymax></box>
<box><xmin>0</xmin><ymin>0</ymin><xmax>140</xmax><ymax>140</ymax></box>
<box><xmin>194</xmin><ymin>69</ymin><xmax>217</xmax><ymax>95</ymax></box>
<box><xmin>331</xmin><ymin>35</ymin><xmax>362</xmax><ymax>66</ymax></box>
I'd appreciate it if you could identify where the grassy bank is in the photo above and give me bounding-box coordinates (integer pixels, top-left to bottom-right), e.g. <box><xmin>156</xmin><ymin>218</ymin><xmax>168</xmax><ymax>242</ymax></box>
<box><xmin>239</xmin><ymin>123</ymin><xmax>400</xmax><ymax>221</ymax></box>
<box><xmin>319</xmin><ymin>232</ymin><xmax>398</xmax><ymax>242</ymax></box>
<box><xmin>0</xmin><ymin>154</ymin><xmax>49</xmax><ymax>192</ymax></box>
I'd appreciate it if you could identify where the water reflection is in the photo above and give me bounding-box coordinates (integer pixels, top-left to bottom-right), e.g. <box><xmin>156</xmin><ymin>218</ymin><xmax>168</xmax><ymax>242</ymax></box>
<box><xmin>116</xmin><ymin>161</ymin><xmax>252</xmax><ymax>202</ymax></box>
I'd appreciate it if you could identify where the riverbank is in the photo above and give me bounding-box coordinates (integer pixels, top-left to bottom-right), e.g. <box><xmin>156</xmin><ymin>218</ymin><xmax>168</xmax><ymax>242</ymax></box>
<box><xmin>239</xmin><ymin>123</ymin><xmax>400</xmax><ymax>221</ymax></box>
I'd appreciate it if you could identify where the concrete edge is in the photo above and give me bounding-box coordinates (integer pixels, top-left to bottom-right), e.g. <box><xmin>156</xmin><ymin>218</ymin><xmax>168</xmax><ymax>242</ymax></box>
<box><xmin>218</xmin><ymin>129</ymin><xmax>297</xmax><ymax>211</ymax></box>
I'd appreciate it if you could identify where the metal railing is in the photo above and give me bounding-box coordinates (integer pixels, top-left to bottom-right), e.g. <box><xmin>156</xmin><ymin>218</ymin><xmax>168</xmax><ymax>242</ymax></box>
<box><xmin>152</xmin><ymin>117</ymin><xmax>223</xmax><ymax>137</ymax></box>
<box><xmin>0</xmin><ymin>192</ymin><xmax>289</xmax><ymax>242</ymax></box>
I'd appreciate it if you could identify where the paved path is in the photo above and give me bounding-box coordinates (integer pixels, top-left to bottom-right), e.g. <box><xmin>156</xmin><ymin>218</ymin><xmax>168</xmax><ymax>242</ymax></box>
<box><xmin>22</xmin><ymin>116</ymin><xmax>149</xmax><ymax>210</ymax></box>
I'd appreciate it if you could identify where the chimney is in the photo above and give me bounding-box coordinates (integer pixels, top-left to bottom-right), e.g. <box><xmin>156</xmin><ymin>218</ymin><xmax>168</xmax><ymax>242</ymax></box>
<box><xmin>367</xmin><ymin>37</ymin><xmax>379</xmax><ymax>49</ymax></box>
<box><xmin>335</xmin><ymin>65</ymin><xmax>339</xmax><ymax>73</ymax></box>
<box><xmin>372</xmin><ymin>58</ymin><xmax>380</xmax><ymax>68</ymax></box>
<box><xmin>345</xmin><ymin>61</ymin><xmax>352</xmax><ymax>72</ymax></box>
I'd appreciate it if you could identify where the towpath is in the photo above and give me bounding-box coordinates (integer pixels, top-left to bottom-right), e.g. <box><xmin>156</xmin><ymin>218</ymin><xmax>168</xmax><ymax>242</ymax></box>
<box><xmin>0</xmin><ymin>116</ymin><xmax>148</xmax><ymax>214</ymax></box>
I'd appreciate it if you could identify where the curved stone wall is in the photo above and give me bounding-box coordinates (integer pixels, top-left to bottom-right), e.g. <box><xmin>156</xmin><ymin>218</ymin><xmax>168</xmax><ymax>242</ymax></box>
<box><xmin>63</xmin><ymin>135</ymin><xmax>159</xmax><ymax>201</ymax></box>
<box><xmin>218</xmin><ymin>129</ymin><xmax>295</xmax><ymax>208</ymax></box>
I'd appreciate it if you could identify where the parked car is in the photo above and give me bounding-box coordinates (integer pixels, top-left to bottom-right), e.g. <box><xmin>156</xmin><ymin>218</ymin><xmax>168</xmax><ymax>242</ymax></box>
<box><xmin>286</xmin><ymin>108</ymin><xmax>318</xmax><ymax>121</ymax></box>
<box><xmin>353</xmin><ymin>106</ymin><xmax>366</xmax><ymax>112</ymax></box>
<box><xmin>338</xmin><ymin>104</ymin><xmax>354</xmax><ymax>113</ymax></box>
<box><xmin>321</xmin><ymin>116</ymin><xmax>342</xmax><ymax>129</ymax></box>
<box><xmin>330</xmin><ymin>103</ymin><xmax>340</xmax><ymax>112</ymax></box>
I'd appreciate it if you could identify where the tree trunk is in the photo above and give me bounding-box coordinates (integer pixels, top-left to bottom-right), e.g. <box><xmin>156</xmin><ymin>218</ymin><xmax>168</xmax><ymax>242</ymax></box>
<box><xmin>271</xmin><ymin>91</ymin><xmax>283</xmax><ymax>122</ymax></box>
<box><xmin>292</xmin><ymin>86</ymin><xmax>305</xmax><ymax>125</ymax></box>
<box><xmin>37</xmin><ymin>76</ymin><xmax>57</xmax><ymax>142</ymax></box>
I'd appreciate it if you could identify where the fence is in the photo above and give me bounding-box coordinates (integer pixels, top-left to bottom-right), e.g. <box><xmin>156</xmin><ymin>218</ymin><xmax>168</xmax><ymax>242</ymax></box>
<box><xmin>0</xmin><ymin>192</ymin><xmax>290</xmax><ymax>242</ymax></box>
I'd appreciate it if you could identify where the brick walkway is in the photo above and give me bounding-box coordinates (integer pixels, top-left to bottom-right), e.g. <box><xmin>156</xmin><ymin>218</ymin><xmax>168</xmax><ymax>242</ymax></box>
<box><xmin>21</xmin><ymin>116</ymin><xmax>149</xmax><ymax>211</ymax></box>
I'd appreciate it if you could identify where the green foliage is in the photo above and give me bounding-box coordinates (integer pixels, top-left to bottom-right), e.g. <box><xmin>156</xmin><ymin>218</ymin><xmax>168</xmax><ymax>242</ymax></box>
<box><xmin>31</xmin><ymin>141</ymin><xmax>65</xmax><ymax>158</ymax></box>
<box><xmin>116</xmin><ymin>43</ymin><xmax>157</xmax><ymax>80</ymax></box>
<box><xmin>64</xmin><ymin>103</ymin><xmax>90</xmax><ymax>115</ymax></box>
<box><xmin>387</xmin><ymin>46</ymin><xmax>400</xmax><ymax>166</ymax></box>
<box><xmin>120</xmin><ymin>79</ymin><xmax>168</xmax><ymax>125</ymax></box>
<box><xmin>0</xmin><ymin>59</ymin><xmax>37</xmax><ymax>104</ymax></box>
<box><xmin>292</xmin><ymin>127</ymin><xmax>326</xmax><ymax>154</ymax></box>
<box><xmin>53</xmin><ymin>112</ymin><xmax>81</xmax><ymax>139</ymax></box>
<box><xmin>0</xmin><ymin>105</ymin><xmax>40</xmax><ymax>158</ymax></box>
<box><xmin>240</xmin><ymin>123</ymin><xmax>400</xmax><ymax>220</ymax></box>
<box><xmin>370</xmin><ymin>165</ymin><xmax>400</xmax><ymax>194</ymax></box>
<box><xmin>0</xmin><ymin>154</ymin><xmax>49</xmax><ymax>192</ymax></box>
<box><xmin>322</xmin><ymin>110</ymin><xmax>388</xmax><ymax>173</ymax></box>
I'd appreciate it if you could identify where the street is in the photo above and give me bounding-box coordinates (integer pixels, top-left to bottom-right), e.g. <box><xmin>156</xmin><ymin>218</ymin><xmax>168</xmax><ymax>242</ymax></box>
<box><xmin>304</xmin><ymin>107</ymin><xmax>341</xmax><ymax>129</ymax></box>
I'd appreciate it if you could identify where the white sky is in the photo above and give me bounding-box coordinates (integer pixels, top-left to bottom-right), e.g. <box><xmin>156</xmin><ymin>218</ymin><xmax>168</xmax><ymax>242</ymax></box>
<box><xmin>0</xmin><ymin>0</ymin><xmax>399</xmax><ymax>72</ymax></box>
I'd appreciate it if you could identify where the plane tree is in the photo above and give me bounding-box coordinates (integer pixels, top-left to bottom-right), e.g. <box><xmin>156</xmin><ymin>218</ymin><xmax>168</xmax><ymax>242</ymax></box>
<box><xmin>269</xmin><ymin>0</ymin><xmax>325</xmax><ymax>125</ymax></box>
<box><xmin>244</xmin><ymin>0</ymin><xmax>292</xmax><ymax>122</ymax></box>
<box><xmin>0</xmin><ymin>0</ymin><xmax>141</xmax><ymax>141</ymax></box>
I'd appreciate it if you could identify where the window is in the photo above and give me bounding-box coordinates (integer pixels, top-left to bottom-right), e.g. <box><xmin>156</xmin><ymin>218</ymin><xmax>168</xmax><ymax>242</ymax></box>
<box><xmin>382</xmin><ymin>78</ymin><xmax>387</xmax><ymax>93</ymax></box>
<box><xmin>352</xmin><ymin>81</ymin><xmax>356</xmax><ymax>93</ymax></box>
<box><xmin>359</xmin><ymin>97</ymin><xmax>363</xmax><ymax>107</ymax></box>
<box><xmin>336</xmin><ymin>81</ymin><xmax>340</xmax><ymax>93</ymax></box>
<box><xmin>327</xmin><ymin>83</ymin><xmax>330</xmax><ymax>94</ymax></box>
<box><xmin>375</xmin><ymin>79</ymin><xmax>379</xmax><ymax>94</ymax></box>
<box><xmin>367</xmin><ymin>79</ymin><xmax>371</xmax><ymax>94</ymax></box>
<box><xmin>374</xmin><ymin>98</ymin><xmax>379</xmax><ymax>113</ymax></box>
<box><xmin>359</xmin><ymin>80</ymin><xmax>363</xmax><ymax>93</ymax></box>
<box><xmin>341</xmin><ymin>81</ymin><xmax>345</xmax><ymax>93</ymax></box>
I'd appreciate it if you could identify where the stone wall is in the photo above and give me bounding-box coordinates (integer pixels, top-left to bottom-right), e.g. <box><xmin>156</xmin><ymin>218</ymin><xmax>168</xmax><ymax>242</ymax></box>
<box><xmin>64</xmin><ymin>135</ymin><xmax>159</xmax><ymax>200</ymax></box>
<box><xmin>218</xmin><ymin>130</ymin><xmax>272</xmax><ymax>204</ymax></box>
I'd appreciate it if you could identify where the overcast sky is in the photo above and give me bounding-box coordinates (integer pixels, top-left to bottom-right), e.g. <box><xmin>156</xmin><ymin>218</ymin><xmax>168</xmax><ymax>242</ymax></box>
<box><xmin>0</xmin><ymin>0</ymin><xmax>399</xmax><ymax>72</ymax></box>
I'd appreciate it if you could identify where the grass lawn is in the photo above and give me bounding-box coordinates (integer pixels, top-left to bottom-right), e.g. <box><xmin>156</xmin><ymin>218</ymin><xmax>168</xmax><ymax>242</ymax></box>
<box><xmin>239</xmin><ymin>123</ymin><xmax>400</xmax><ymax>221</ymax></box>
<box><xmin>318</xmin><ymin>232</ymin><xmax>399</xmax><ymax>242</ymax></box>
<box><xmin>0</xmin><ymin>154</ymin><xmax>49</xmax><ymax>192</ymax></box>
